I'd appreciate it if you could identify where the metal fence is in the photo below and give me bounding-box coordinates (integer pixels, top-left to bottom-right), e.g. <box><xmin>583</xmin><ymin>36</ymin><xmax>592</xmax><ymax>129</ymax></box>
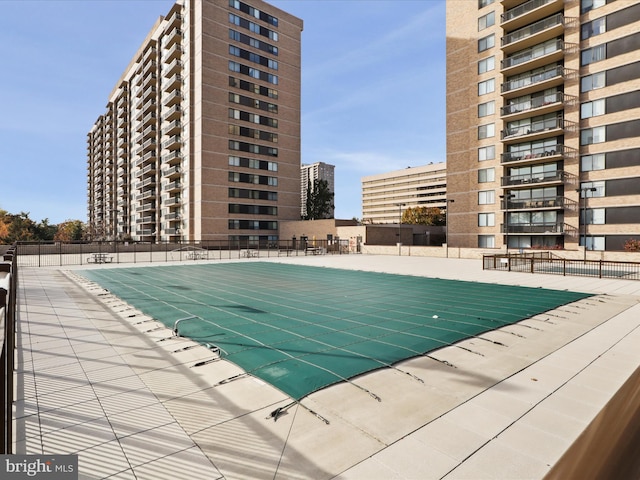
<box><xmin>483</xmin><ymin>252</ymin><xmax>640</xmax><ymax>281</ymax></box>
<box><xmin>14</xmin><ymin>238</ymin><xmax>352</xmax><ymax>268</ymax></box>
<box><xmin>0</xmin><ymin>245</ymin><xmax>17</xmax><ymax>453</ymax></box>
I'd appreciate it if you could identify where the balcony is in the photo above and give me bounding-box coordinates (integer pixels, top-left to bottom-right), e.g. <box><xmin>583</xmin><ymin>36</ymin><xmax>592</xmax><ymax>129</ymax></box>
<box><xmin>136</xmin><ymin>203</ymin><xmax>156</xmax><ymax>213</ymax></box>
<box><xmin>501</xmin><ymin>170</ymin><xmax>570</xmax><ymax>187</ymax></box>
<box><xmin>141</xmin><ymin>138</ymin><xmax>156</xmax><ymax>152</ymax></box>
<box><xmin>163</xmin><ymin>104</ymin><xmax>182</xmax><ymax>122</ymax></box>
<box><xmin>165</xmin><ymin>10</ymin><xmax>182</xmax><ymax>30</ymax></box>
<box><xmin>142</xmin><ymin>111</ymin><xmax>156</xmax><ymax>127</ymax></box>
<box><xmin>142</xmin><ymin>163</ymin><xmax>156</xmax><ymax>175</ymax></box>
<box><xmin>165</xmin><ymin>28</ymin><xmax>182</xmax><ymax>48</ymax></box>
<box><xmin>501</xmin><ymin>115</ymin><xmax>573</xmax><ymax>143</ymax></box>
<box><xmin>501</xmin><ymin>65</ymin><xmax>569</xmax><ymax>98</ymax></box>
<box><xmin>503</xmin><ymin>196</ymin><xmax>576</xmax><ymax>211</ymax></box>
<box><xmin>162</xmin><ymin>120</ymin><xmax>182</xmax><ymax>136</ymax></box>
<box><xmin>165</xmin><ymin>196</ymin><xmax>182</xmax><ymax>206</ymax></box>
<box><xmin>142</xmin><ymin>61</ymin><xmax>157</xmax><ymax>76</ymax></box>
<box><xmin>164</xmin><ymin>228</ymin><xmax>181</xmax><ymax>236</ymax></box>
<box><xmin>501</xmin><ymin>13</ymin><xmax>564</xmax><ymax>54</ymax></box>
<box><xmin>164</xmin><ymin>74</ymin><xmax>182</xmax><ymax>92</ymax></box>
<box><xmin>142</xmin><ymin>86</ymin><xmax>157</xmax><ymax>101</ymax></box>
<box><xmin>501</xmin><ymin>144</ymin><xmax>576</xmax><ymax>165</ymax></box>
<box><xmin>165</xmin><ymin>212</ymin><xmax>181</xmax><ymax>221</ymax></box>
<box><xmin>136</xmin><ymin>215</ymin><xmax>156</xmax><ymax>225</ymax></box>
<box><xmin>142</xmin><ymin>98</ymin><xmax>156</xmax><ymax>112</ymax></box>
<box><xmin>135</xmin><ymin>229</ymin><xmax>155</xmax><ymax>237</ymax></box>
<box><xmin>501</xmin><ymin>222</ymin><xmax>572</xmax><ymax>234</ymax></box>
<box><xmin>501</xmin><ymin>0</ymin><xmax>563</xmax><ymax>31</ymax></box>
<box><xmin>163</xmin><ymin>90</ymin><xmax>183</xmax><ymax>107</ymax></box>
<box><xmin>164</xmin><ymin>180</ymin><xmax>181</xmax><ymax>192</ymax></box>
<box><xmin>143</xmin><ymin>46</ymin><xmax>156</xmax><ymax>62</ymax></box>
<box><xmin>501</xmin><ymin>91</ymin><xmax>573</xmax><ymax>120</ymax></box>
<box><xmin>165</xmin><ymin>43</ymin><xmax>182</xmax><ymax>62</ymax></box>
<box><xmin>163</xmin><ymin>135</ymin><xmax>182</xmax><ymax>150</ymax></box>
<box><xmin>501</xmin><ymin>39</ymin><xmax>568</xmax><ymax>76</ymax></box>
<box><xmin>143</xmin><ymin>72</ymin><xmax>157</xmax><ymax>88</ymax></box>
<box><xmin>163</xmin><ymin>150</ymin><xmax>183</xmax><ymax>165</ymax></box>
<box><xmin>164</xmin><ymin>59</ymin><xmax>182</xmax><ymax>77</ymax></box>
<box><xmin>163</xmin><ymin>165</ymin><xmax>181</xmax><ymax>179</ymax></box>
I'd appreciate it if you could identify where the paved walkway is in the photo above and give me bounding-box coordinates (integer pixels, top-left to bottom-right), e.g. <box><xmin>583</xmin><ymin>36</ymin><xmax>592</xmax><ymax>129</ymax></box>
<box><xmin>13</xmin><ymin>255</ymin><xmax>640</xmax><ymax>479</ymax></box>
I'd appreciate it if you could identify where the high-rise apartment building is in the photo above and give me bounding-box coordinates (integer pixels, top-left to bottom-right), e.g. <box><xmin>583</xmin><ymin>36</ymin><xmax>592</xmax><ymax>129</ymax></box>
<box><xmin>87</xmin><ymin>0</ymin><xmax>303</xmax><ymax>244</ymax></box>
<box><xmin>361</xmin><ymin>163</ymin><xmax>447</xmax><ymax>224</ymax></box>
<box><xmin>446</xmin><ymin>0</ymin><xmax>640</xmax><ymax>251</ymax></box>
<box><xmin>300</xmin><ymin>162</ymin><xmax>335</xmax><ymax>218</ymax></box>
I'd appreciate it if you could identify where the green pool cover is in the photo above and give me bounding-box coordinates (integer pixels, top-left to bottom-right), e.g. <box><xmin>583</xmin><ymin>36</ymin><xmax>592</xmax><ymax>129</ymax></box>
<box><xmin>79</xmin><ymin>263</ymin><xmax>592</xmax><ymax>400</ymax></box>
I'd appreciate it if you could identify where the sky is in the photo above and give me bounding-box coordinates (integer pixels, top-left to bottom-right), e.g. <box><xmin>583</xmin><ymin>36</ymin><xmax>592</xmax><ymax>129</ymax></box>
<box><xmin>1</xmin><ymin>0</ymin><xmax>446</xmax><ymax>224</ymax></box>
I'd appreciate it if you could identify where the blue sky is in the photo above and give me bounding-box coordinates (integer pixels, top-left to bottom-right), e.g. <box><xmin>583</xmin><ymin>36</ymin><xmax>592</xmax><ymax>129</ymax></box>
<box><xmin>1</xmin><ymin>0</ymin><xmax>445</xmax><ymax>224</ymax></box>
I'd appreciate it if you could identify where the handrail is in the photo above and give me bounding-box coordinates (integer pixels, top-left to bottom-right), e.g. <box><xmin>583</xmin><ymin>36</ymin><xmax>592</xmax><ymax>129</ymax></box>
<box><xmin>0</xmin><ymin>245</ymin><xmax>17</xmax><ymax>453</ymax></box>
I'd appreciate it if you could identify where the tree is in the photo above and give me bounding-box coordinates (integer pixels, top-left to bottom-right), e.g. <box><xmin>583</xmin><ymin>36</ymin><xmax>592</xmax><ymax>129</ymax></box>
<box><xmin>401</xmin><ymin>206</ymin><xmax>446</xmax><ymax>226</ymax></box>
<box><xmin>304</xmin><ymin>179</ymin><xmax>334</xmax><ymax>220</ymax></box>
<box><xmin>0</xmin><ymin>211</ymin><xmax>39</xmax><ymax>243</ymax></box>
<box><xmin>54</xmin><ymin>220</ymin><xmax>86</xmax><ymax>242</ymax></box>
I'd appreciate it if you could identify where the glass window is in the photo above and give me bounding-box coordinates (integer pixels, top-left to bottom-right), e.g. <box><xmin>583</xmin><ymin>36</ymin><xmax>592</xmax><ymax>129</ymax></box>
<box><xmin>478</xmin><ymin>101</ymin><xmax>495</xmax><ymax>117</ymax></box>
<box><xmin>478</xmin><ymin>78</ymin><xmax>495</xmax><ymax>95</ymax></box>
<box><xmin>581</xmin><ymin>0</ymin><xmax>606</xmax><ymax>14</ymax></box>
<box><xmin>478</xmin><ymin>168</ymin><xmax>495</xmax><ymax>183</ymax></box>
<box><xmin>478</xmin><ymin>145</ymin><xmax>495</xmax><ymax>161</ymax></box>
<box><xmin>581</xmin><ymin>17</ymin><xmax>606</xmax><ymax>40</ymax></box>
<box><xmin>580</xmin><ymin>181</ymin><xmax>606</xmax><ymax>197</ymax></box>
<box><xmin>478</xmin><ymin>34</ymin><xmax>495</xmax><ymax>52</ymax></box>
<box><xmin>581</xmin><ymin>72</ymin><xmax>606</xmax><ymax>92</ymax></box>
<box><xmin>581</xmin><ymin>44</ymin><xmax>606</xmax><ymax>66</ymax></box>
<box><xmin>478</xmin><ymin>190</ymin><xmax>495</xmax><ymax>204</ymax></box>
<box><xmin>478</xmin><ymin>235</ymin><xmax>495</xmax><ymax>248</ymax></box>
<box><xmin>581</xmin><ymin>126</ymin><xmax>606</xmax><ymax>145</ymax></box>
<box><xmin>478</xmin><ymin>56</ymin><xmax>495</xmax><ymax>74</ymax></box>
<box><xmin>478</xmin><ymin>12</ymin><xmax>495</xmax><ymax>31</ymax></box>
<box><xmin>585</xmin><ymin>236</ymin><xmax>605</xmax><ymax>250</ymax></box>
<box><xmin>586</xmin><ymin>208</ymin><xmax>606</xmax><ymax>224</ymax></box>
<box><xmin>581</xmin><ymin>153</ymin><xmax>605</xmax><ymax>171</ymax></box>
<box><xmin>581</xmin><ymin>99</ymin><xmax>606</xmax><ymax>118</ymax></box>
<box><xmin>478</xmin><ymin>123</ymin><xmax>495</xmax><ymax>139</ymax></box>
<box><xmin>478</xmin><ymin>213</ymin><xmax>495</xmax><ymax>227</ymax></box>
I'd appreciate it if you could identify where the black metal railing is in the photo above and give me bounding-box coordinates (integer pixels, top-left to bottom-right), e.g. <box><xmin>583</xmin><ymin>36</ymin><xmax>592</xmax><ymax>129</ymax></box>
<box><xmin>483</xmin><ymin>253</ymin><xmax>640</xmax><ymax>281</ymax></box>
<box><xmin>14</xmin><ymin>239</ymin><xmax>353</xmax><ymax>268</ymax></box>
<box><xmin>0</xmin><ymin>244</ymin><xmax>17</xmax><ymax>453</ymax></box>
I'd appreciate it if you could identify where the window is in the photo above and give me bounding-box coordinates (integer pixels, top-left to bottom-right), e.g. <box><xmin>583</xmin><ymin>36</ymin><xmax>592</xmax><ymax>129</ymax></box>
<box><xmin>478</xmin><ymin>235</ymin><xmax>495</xmax><ymax>248</ymax></box>
<box><xmin>478</xmin><ymin>145</ymin><xmax>495</xmax><ymax>161</ymax></box>
<box><xmin>581</xmin><ymin>99</ymin><xmax>605</xmax><ymax>119</ymax></box>
<box><xmin>581</xmin><ymin>153</ymin><xmax>605</xmax><ymax>171</ymax></box>
<box><xmin>478</xmin><ymin>78</ymin><xmax>495</xmax><ymax>95</ymax></box>
<box><xmin>581</xmin><ymin>0</ymin><xmax>606</xmax><ymax>14</ymax></box>
<box><xmin>478</xmin><ymin>123</ymin><xmax>495</xmax><ymax>139</ymax></box>
<box><xmin>581</xmin><ymin>17</ymin><xmax>606</xmax><ymax>40</ymax></box>
<box><xmin>478</xmin><ymin>34</ymin><xmax>495</xmax><ymax>52</ymax></box>
<box><xmin>586</xmin><ymin>208</ymin><xmax>606</xmax><ymax>225</ymax></box>
<box><xmin>478</xmin><ymin>56</ymin><xmax>495</xmax><ymax>74</ymax></box>
<box><xmin>582</xmin><ymin>44</ymin><xmax>606</xmax><ymax>66</ymax></box>
<box><xmin>580</xmin><ymin>181</ymin><xmax>605</xmax><ymax>197</ymax></box>
<box><xmin>478</xmin><ymin>12</ymin><xmax>495</xmax><ymax>31</ymax></box>
<box><xmin>581</xmin><ymin>126</ymin><xmax>606</xmax><ymax>145</ymax></box>
<box><xmin>581</xmin><ymin>72</ymin><xmax>606</xmax><ymax>92</ymax></box>
<box><xmin>585</xmin><ymin>236</ymin><xmax>605</xmax><ymax>251</ymax></box>
<box><xmin>478</xmin><ymin>101</ymin><xmax>495</xmax><ymax>117</ymax></box>
<box><xmin>478</xmin><ymin>213</ymin><xmax>495</xmax><ymax>227</ymax></box>
<box><xmin>478</xmin><ymin>168</ymin><xmax>495</xmax><ymax>183</ymax></box>
<box><xmin>478</xmin><ymin>190</ymin><xmax>495</xmax><ymax>204</ymax></box>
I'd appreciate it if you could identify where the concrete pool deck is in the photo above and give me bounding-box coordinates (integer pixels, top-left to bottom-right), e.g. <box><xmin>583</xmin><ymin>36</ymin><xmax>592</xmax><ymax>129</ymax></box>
<box><xmin>13</xmin><ymin>255</ymin><xmax>640</xmax><ymax>479</ymax></box>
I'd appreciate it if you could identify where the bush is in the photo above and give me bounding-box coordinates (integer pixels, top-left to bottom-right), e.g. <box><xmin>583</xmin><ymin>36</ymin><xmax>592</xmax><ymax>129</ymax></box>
<box><xmin>624</xmin><ymin>239</ymin><xmax>640</xmax><ymax>252</ymax></box>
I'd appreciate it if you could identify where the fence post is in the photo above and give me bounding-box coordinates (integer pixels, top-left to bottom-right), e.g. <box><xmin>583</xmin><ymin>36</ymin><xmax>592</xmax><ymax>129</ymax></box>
<box><xmin>599</xmin><ymin>260</ymin><xmax>603</xmax><ymax>279</ymax></box>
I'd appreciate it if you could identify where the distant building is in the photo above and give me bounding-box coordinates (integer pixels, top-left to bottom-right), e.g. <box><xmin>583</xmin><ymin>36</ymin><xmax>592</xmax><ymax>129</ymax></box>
<box><xmin>300</xmin><ymin>162</ymin><xmax>335</xmax><ymax>218</ymax></box>
<box><xmin>446</xmin><ymin>0</ymin><xmax>640</xmax><ymax>251</ymax></box>
<box><xmin>87</xmin><ymin>0</ymin><xmax>303</xmax><ymax>244</ymax></box>
<box><xmin>361</xmin><ymin>163</ymin><xmax>447</xmax><ymax>224</ymax></box>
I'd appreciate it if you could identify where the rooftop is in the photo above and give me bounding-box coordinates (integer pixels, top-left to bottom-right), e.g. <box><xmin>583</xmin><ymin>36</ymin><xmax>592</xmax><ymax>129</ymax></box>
<box><xmin>14</xmin><ymin>255</ymin><xmax>640</xmax><ymax>479</ymax></box>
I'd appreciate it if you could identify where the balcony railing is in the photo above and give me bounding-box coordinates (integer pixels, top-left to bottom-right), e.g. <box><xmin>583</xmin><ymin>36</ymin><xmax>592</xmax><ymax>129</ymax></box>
<box><xmin>501</xmin><ymin>144</ymin><xmax>574</xmax><ymax>163</ymax></box>
<box><xmin>502</xmin><ymin>39</ymin><xmax>563</xmax><ymax>70</ymax></box>
<box><xmin>501</xmin><ymin>91</ymin><xmax>569</xmax><ymax>116</ymax></box>
<box><xmin>504</xmin><ymin>195</ymin><xmax>571</xmax><ymax>210</ymax></box>
<box><xmin>501</xmin><ymin>0</ymin><xmax>556</xmax><ymax>23</ymax></box>
<box><xmin>501</xmin><ymin>222</ymin><xmax>569</xmax><ymax>234</ymax></box>
<box><xmin>501</xmin><ymin>115</ymin><xmax>567</xmax><ymax>140</ymax></box>
<box><xmin>502</xmin><ymin>65</ymin><xmax>565</xmax><ymax>93</ymax></box>
<box><xmin>502</xmin><ymin>13</ymin><xmax>563</xmax><ymax>47</ymax></box>
<box><xmin>502</xmin><ymin>170</ymin><xmax>567</xmax><ymax>186</ymax></box>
